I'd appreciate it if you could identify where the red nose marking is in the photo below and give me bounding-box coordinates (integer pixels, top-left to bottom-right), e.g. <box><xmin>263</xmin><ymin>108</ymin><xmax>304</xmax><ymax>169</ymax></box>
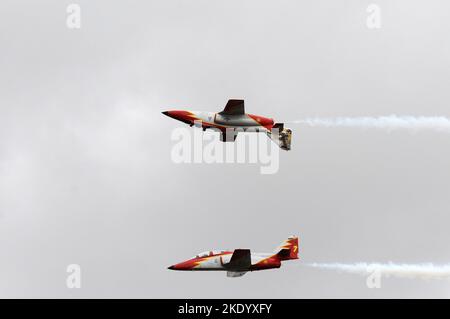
<box><xmin>162</xmin><ymin>110</ymin><xmax>197</xmax><ymax>125</ymax></box>
<box><xmin>167</xmin><ymin>259</ymin><xmax>198</xmax><ymax>270</ymax></box>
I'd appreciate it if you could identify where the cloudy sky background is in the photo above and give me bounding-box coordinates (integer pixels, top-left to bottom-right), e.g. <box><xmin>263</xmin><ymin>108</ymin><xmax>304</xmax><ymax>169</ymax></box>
<box><xmin>1</xmin><ymin>0</ymin><xmax>450</xmax><ymax>298</ymax></box>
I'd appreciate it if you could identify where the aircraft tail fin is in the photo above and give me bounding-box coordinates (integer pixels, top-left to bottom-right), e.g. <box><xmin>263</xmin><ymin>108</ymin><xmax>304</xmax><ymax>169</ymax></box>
<box><xmin>274</xmin><ymin>236</ymin><xmax>299</xmax><ymax>260</ymax></box>
<box><xmin>272</xmin><ymin>123</ymin><xmax>284</xmax><ymax>131</ymax></box>
<box><xmin>267</xmin><ymin>123</ymin><xmax>292</xmax><ymax>151</ymax></box>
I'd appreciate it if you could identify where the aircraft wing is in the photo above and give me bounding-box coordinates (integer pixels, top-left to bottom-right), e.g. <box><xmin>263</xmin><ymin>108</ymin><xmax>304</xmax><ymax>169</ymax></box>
<box><xmin>220</xmin><ymin>99</ymin><xmax>245</xmax><ymax>115</ymax></box>
<box><xmin>220</xmin><ymin>130</ymin><xmax>237</xmax><ymax>142</ymax></box>
<box><xmin>227</xmin><ymin>271</ymin><xmax>247</xmax><ymax>278</ymax></box>
<box><xmin>226</xmin><ymin>249</ymin><xmax>251</xmax><ymax>271</ymax></box>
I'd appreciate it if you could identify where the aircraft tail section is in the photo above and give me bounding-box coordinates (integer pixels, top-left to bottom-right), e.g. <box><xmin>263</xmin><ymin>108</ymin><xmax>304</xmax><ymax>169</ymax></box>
<box><xmin>274</xmin><ymin>236</ymin><xmax>299</xmax><ymax>260</ymax></box>
<box><xmin>267</xmin><ymin>123</ymin><xmax>292</xmax><ymax>151</ymax></box>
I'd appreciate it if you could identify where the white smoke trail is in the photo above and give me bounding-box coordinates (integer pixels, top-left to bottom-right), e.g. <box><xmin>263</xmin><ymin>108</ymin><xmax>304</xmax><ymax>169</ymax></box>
<box><xmin>291</xmin><ymin>115</ymin><xmax>450</xmax><ymax>133</ymax></box>
<box><xmin>306</xmin><ymin>262</ymin><xmax>450</xmax><ymax>281</ymax></box>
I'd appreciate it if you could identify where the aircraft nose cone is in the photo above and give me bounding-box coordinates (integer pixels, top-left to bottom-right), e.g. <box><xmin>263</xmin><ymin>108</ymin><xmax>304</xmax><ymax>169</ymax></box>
<box><xmin>162</xmin><ymin>111</ymin><xmax>169</xmax><ymax>116</ymax></box>
<box><xmin>167</xmin><ymin>260</ymin><xmax>194</xmax><ymax>270</ymax></box>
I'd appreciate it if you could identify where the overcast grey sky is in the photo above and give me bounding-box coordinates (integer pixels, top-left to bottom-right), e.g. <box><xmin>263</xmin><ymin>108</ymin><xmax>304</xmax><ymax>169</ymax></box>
<box><xmin>1</xmin><ymin>0</ymin><xmax>450</xmax><ymax>298</ymax></box>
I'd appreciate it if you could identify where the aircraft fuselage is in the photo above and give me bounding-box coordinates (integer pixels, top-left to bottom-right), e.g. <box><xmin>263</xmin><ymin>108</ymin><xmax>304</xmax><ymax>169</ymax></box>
<box><xmin>168</xmin><ymin>236</ymin><xmax>299</xmax><ymax>277</ymax></box>
<box><xmin>163</xmin><ymin>99</ymin><xmax>292</xmax><ymax>149</ymax></box>
<box><xmin>168</xmin><ymin>251</ymin><xmax>282</xmax><ymax>271</ymax></box>
<box><xmin>162</xmin><ymin>110</ymin><xmax>274</xmax><ymax>132</ymax></box>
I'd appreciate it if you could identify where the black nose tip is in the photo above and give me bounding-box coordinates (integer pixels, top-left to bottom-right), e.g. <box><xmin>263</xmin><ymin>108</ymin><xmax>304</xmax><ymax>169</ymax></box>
<box><xmin>168</xmin><ymin>265</ymin><xmax>175</xmax><ymax>270</ymax></box>
<box><xmin>162</xmin><ymin>111</ymin><xmax>169</xmax><ymax>116</ymax></box>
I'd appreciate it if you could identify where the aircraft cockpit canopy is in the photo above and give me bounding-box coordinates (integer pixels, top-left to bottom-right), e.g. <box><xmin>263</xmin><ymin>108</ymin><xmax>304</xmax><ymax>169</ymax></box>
<box><xmin>194</xmin><ymin>250</ymin><xmax>227</xmax><ymax>258</ymax></box>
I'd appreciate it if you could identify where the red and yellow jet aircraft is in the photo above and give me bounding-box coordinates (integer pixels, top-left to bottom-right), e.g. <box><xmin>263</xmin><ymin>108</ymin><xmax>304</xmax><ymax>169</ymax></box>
<box><xmin>168</xmin><ymin>236</ymin><xmax>299</xmax><ymax>277</ymax></box>
<box><xmin>163</xmin><ymin>99</ymin><xmax>292</xmax><ymax>150</ymax></box>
